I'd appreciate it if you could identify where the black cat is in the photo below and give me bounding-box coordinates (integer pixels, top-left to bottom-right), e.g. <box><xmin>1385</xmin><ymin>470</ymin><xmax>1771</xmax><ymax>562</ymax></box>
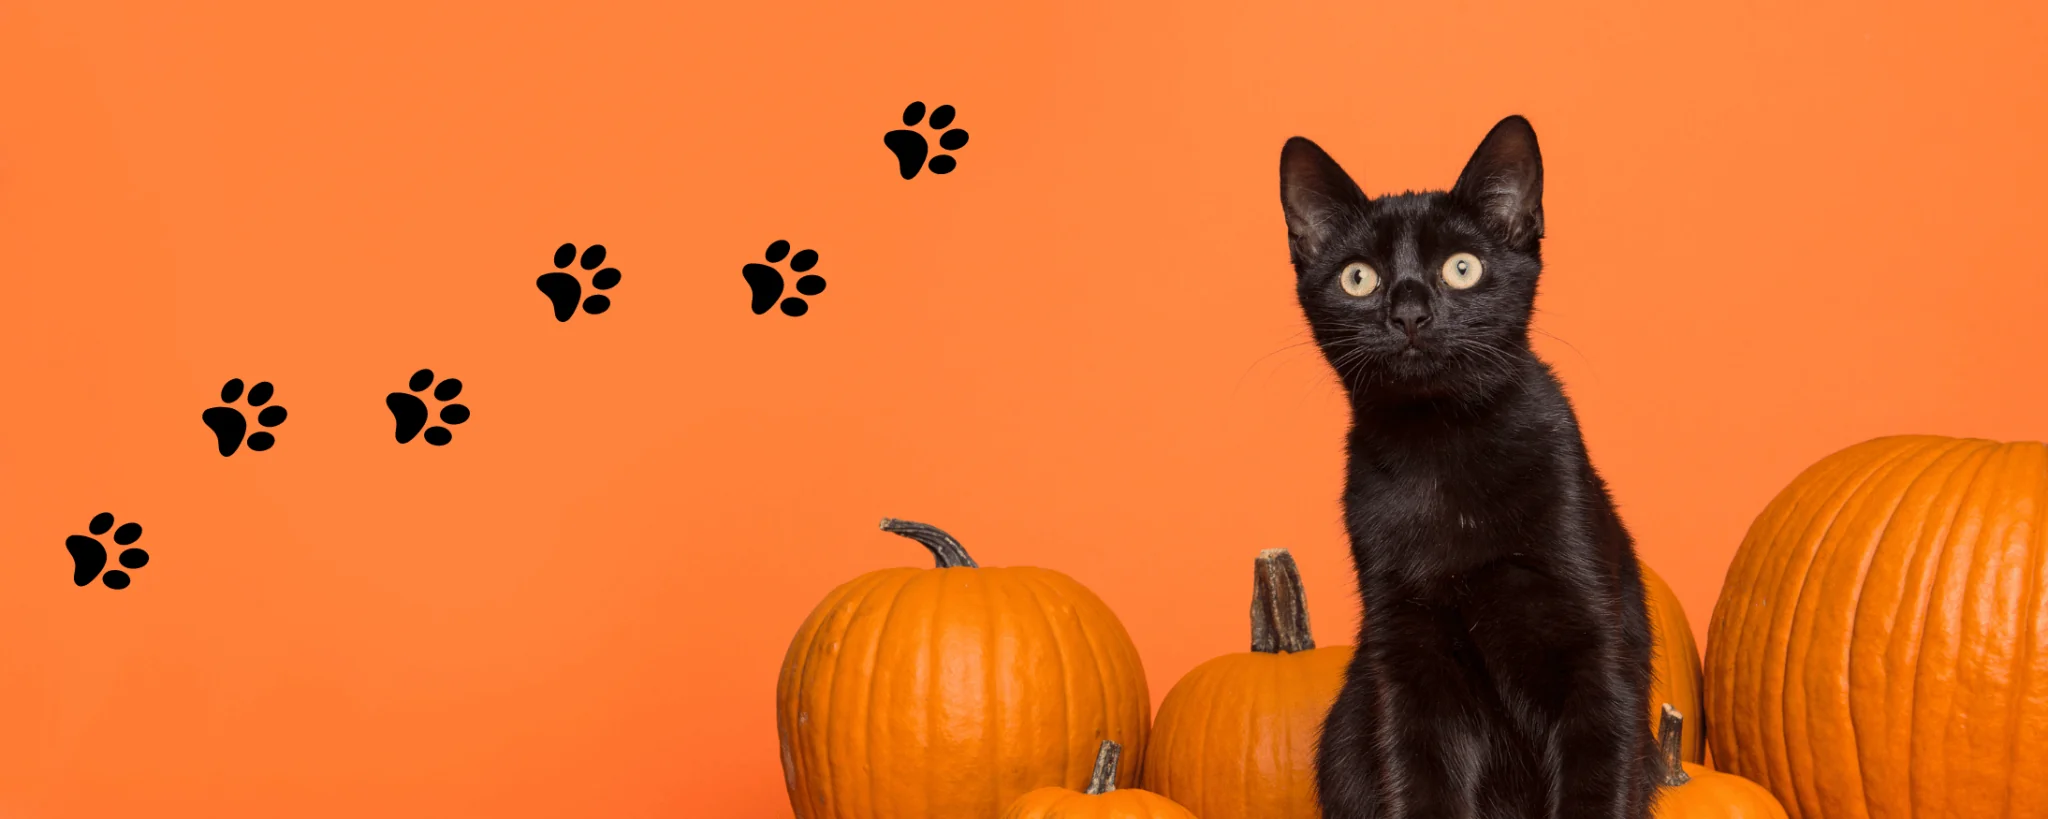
<box><xmin>1280</xmin><ymin>116</ymin><xmax>1657</xmax><ymax>818</ymax></box>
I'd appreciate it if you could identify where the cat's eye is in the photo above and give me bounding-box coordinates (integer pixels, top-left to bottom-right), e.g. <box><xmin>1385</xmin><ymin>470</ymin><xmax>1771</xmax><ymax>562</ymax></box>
<box><xmin>1441</xmin><ymin>253</ymin><xmax>1483</xmax><ymax>290</ymax></box>
<box><xmin>1339</xmin><ymin>262</ymin><xmax>1379</xmax><ymax>297</ymax></box>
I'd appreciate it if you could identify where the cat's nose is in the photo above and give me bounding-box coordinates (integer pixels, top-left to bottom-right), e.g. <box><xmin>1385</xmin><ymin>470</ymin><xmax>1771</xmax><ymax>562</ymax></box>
<box><xmin>1391</xmin><ymin>300</ymin><xmax>1432</xmax><ymax>338</ymax></box>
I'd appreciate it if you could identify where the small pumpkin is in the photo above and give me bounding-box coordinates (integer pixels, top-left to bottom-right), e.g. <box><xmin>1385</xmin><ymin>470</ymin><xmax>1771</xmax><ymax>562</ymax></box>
<box><xmin>1143</xmin><ymin>548</ymin><xmax>1352</xmax><ymax>818</ymax></box>
<box><xmin>1004</xmin><ymin>740</ymin><xmax>1198</xmax><ymax>819</ymax></box>
<box><xmin>1705</xmin><ymin>436</ymin><xmax>2048</xmax><ymax>819</ymax></box>
<box><xmin>1642</xmin><ymin>560</ymin><xmax>1705</xmax><ymax>764</ymax></box>
<box><xmin>777</xmin><ymin>518</ymin><xmax>1152</xmax><ymax>818</ymax></box>
<box><xmin>1651</xmin><ymin>705</ymin><xmax>1787</xmax><ymax>818</ymax></box>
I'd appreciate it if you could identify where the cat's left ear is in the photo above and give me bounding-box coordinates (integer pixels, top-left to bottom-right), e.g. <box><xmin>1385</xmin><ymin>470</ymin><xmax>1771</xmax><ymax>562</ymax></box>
<box><xmin>1281</xmin><ymin>136</ymin><xmax>1368</xmax><ymax>260</ymax></box>
<box><xmin>1452</xmin><ymin>115</ymin><xmax>1544</xmax><ymax>249</ymax></box>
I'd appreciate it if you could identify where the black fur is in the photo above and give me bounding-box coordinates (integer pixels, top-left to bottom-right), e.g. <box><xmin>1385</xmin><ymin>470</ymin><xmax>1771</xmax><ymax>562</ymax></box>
<box><xmin>1281</xmin><ymin>116</ymin><xmax>1657</xmax><ymax>819</ymax></box>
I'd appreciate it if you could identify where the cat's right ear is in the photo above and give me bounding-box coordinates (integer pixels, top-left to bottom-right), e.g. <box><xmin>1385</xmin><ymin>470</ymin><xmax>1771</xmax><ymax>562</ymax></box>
<box><xmin>1281</xmin><ymin>137</ymin><xmax>1367</xmax><ymax>261</ymax></box>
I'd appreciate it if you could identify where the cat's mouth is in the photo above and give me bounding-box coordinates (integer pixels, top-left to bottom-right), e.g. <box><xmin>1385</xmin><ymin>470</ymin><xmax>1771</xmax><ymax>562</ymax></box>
<box><xmin>1398</xmin><ymin>337</ymin><xmax>1435</xmax><ymax>355</ymax></box>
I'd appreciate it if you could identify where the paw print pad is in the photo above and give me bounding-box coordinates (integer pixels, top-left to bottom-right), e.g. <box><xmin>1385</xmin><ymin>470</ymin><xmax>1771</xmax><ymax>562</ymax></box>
<box><xmin>201</xmin><ymin>378</ymin><xmax>289</xmax><ymax>457</ymax></box>
<box><xmin>385</xmin><ymin>369</ymin><xmax>471</xmax><ymax>446</ymax></box>
<box><xmin>66</xmin><ymin>513</ymin><xmax>149</xmax><ymax>589</ymax></box>
<box><xmin>536</xmin><ymin>243</ymin><xmax>622</xmax><ymax>322</ymax></box>
<box><xmin>884</xmin><ymin>101</ymin><xmax>970</xmax><ymax>180</ymax></box>
<box><xmin>742</xmin><ymin>240</ymin><xmax>826</xmax><ymax>317</ymax></box>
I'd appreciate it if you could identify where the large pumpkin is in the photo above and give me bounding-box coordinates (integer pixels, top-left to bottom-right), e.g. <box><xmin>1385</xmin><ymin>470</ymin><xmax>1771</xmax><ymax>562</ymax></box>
<box><xmin>1643</xmin><ymin>560</ymin><xmax>1706</xmax><ymax>764</ymax></box>
<box><xmin>1143</xmin><ymin>548</ymin><xmax>1352</xmax><ymax>818</ymax></box>
<box><xmin>777</xmin><ymin>518</ymin><xmax>1152</xmax><ymax>818</ymax></box>
<box><xmin>1705</xmin><ymin>435</ymin><xmax>2048</xmax><ymax>819</ymax></box>
<box><xmin>1003</xmin><ymin>741</ymin><xmax>1198</xmax><ymax>819</ymax></box>
<box><xmin>1651</xmin><ymin>705</ymin><xmax>1788</xmax><ymax>819</ymax></box>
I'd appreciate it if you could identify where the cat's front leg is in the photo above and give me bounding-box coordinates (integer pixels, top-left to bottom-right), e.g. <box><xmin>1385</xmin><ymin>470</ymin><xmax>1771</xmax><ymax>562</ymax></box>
<box><xmin>1361</xmin><ymin>602</ymin><xmax>1490</xmax><ymax>819</ymax></box>
<box><xmin>1550</xmin><ymin>644</ymin><xmax>1653</xmax><ymax>819</ymax></box>
<box><xmin>1317</xmin><ymin>654</ymin><xmax>1383</xmax><ymax>819</ymax></box>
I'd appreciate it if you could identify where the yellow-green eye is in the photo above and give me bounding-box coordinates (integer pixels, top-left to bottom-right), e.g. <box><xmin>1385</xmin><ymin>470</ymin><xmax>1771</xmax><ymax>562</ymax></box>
<box><xmin>1441</xmin><ymin>253</ymin><xmax>1483</xmax><ymax>289</ymax></box>
<box><xmin>1340</xmin><ymin>262</ymin><xmax>1379</xmax><ymax>297</ymax></box>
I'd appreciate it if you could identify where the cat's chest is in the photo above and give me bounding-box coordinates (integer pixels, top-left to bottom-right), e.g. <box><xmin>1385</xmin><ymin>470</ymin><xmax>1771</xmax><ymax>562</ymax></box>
<box><xmin>1343</xmin><ymin>452</ymin><xmax>1562</xmax><ymax>555</ymax></box>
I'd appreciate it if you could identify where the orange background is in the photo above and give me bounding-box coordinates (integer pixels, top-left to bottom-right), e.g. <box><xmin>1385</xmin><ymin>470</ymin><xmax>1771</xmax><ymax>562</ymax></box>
<box><xmin>3</xmin><ymin>0</ymin><xmax>2044</xmax><ymax>815</ymax></box>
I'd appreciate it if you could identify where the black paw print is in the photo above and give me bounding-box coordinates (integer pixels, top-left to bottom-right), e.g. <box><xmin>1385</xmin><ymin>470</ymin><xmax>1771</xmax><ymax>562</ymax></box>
<box><xmin>385</xmin><ymin>369</ymin><xmax>470</xmax><ymax>445</ymax></box>
<box><xmin>884</xmin><ymin>101</ymin><xmax>970</xmax><ymax>180</ymax></box>
<box><xmin>201</xmin><ymin>378</ymin><xmax>288</xmax><ymax>457</ymax></box>
<box><xmin>536</xmin><ymin>243</ymin><xmax>622</xmax><ymax>322</ymax></box>
<box><xmin>66</xmin><ymin>513</ymin><xmax>149</xmax><ymax>589</ymax></box>
<box><xmin>742</xmin><ymin>240</ymin><xmax>827</xmax><ymax>316</ymax></box>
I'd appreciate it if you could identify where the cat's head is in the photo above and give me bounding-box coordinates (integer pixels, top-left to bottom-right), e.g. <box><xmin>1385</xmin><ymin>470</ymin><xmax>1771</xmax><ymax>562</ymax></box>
<box><xmin>1279</xmin><ymin>115</ymin><xmax>1545</xmax><ymax>404</ymax></box>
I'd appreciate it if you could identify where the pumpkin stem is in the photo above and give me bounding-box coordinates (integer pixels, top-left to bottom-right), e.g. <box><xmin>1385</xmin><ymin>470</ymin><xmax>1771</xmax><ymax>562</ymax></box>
<box><xmin>1658</xmin><ymin>703</ymin><xmax>1692</xmax><ymax>787</ymax></box>
<box><xmin>878</xmin><ymin>518</ymin><xmax>979</xmax><ymax>568</ymax></box>
<box><xmin>1084</xmin><ymin>740</ymin><xmax>1121</xmax><ymax>795</ymax></box>
<box><xmin>1251</xmin><ymin>549</ymin><xmax>1316</xmax><ymax>653</ymax></box>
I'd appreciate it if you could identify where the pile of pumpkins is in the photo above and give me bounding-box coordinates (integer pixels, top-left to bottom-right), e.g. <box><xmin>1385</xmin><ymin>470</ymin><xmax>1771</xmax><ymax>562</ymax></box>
<box><xmin>776</xmin><ymin>435</ymin><xmax>2048</xmax><ymax>818</ymax></box>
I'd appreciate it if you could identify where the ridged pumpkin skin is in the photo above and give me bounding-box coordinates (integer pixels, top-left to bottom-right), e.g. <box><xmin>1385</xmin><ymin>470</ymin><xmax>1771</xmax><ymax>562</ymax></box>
<box><xmin>777</xmin><ymin>520</ymin><xmax>1151</xmax><ymax>819</ymax></box>
<box><xmin>1143</xmin><ymin>549</ymin><xmax>1350</xmax><ymax>818</ymax></box>
<box><xmin>1705</xmin><ymin>436</ymin><xmax>2048</xmax><ymax>819</ymax></box>
<box><xmin>1643</xmin><ymin>561</ymin><xmax>1706</xmax><ymax>764</ymax></box>
<box><xmin>1004</xmin><ymin>741</ymin><xmax>1197</xmax><ymax>819</ymax></box>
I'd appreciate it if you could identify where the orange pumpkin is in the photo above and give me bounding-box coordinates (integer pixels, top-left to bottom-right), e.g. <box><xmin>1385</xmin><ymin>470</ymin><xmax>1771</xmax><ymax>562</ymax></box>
<box><xmin>1642</xmin><ymin>560</ymin><xmax>1706</xmax><ymax>764</ymax></box>
<box><xmin>1705</xmin><ymin>436</ymin><xmax>2048</xmax><ymax>819</ymax></box>
<box><xmin>1004</xmin><ymin>740</ymin><xmax>1197</xmax><ymax>819</ymax></box>
<box><xmin>776</xmin><ymin>518</ymin><xmax>1151</xmax><ymax>818</ymax></box>
<box><xmin>1143</xmin><ymin>548</ymin><xmax>1352</xmax><ymax>818</ymax></box>
<box><xmin>1651</xmin><ymin>705</ymin><xmax>1788</xmax><ymax>819</ymax></box>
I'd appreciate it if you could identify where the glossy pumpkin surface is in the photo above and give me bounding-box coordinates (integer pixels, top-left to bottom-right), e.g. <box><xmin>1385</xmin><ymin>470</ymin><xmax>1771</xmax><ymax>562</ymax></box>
<box><xmin>777</xmin><ymin>519</ymin><xmax>1151</xmax><ymax>818</ymax></box>
<box><xmin>1705</xmin><ymin>436</ymin><xmax>2048</xmax><ymax>818</ymax></box>
<box><xmin>1004</xmin><ymin>741</ymin><xmax>1197</xmax><ymax>819</ymax></box>
<box><xmin>1143</xmin><ymin>549</ymin><xmax>1350</xmax><ymax>818</ymax></box>
<box><xmin>1652</xmin><ymin>705</ymin><xmax>1789</xmax><ymax>819</ymax></box>
<box><xmin>1643</xmin><ymin>560</ymin><xmax>1705</xmax><ymax>763</ymax></box>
